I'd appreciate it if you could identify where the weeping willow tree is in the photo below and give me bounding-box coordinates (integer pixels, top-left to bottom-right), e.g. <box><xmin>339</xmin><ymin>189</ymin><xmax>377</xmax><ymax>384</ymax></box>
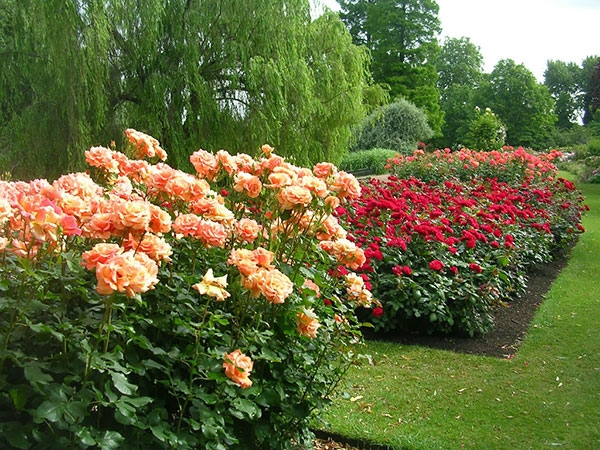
<box><xmin>0</xmin><ymin>0</ymin><xmax>379</xmax><ymax>180</ymax></box>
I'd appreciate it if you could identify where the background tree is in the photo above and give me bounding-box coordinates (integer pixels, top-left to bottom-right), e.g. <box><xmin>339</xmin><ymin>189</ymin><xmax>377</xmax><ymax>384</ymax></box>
<box><xmin>544</xmin><ymin>60</ymin><xmax>584</xmax><ymax>129</ymax></box>
<box><xmin>581</xmin><ymin>56</ymin><xmax>600</xmax><ymax>125</ymax></box>
<box><xmin>478</xmin><ymin>59</ymin><xmax>557</xmax><ymax>148</ymax></box>
<box><xmin>0</xmin><ymin>0</ymin><xmax>376</xmax><ymax>180</ymax></box>
<box><xmin>339</xmin><ymin>0</ymin><xmax>443</xmax><ymax>135</ymax></box>
<box><xmin>435</xmin><ymin>37</ymin><xmax>484</xmax><ymax>149</ymax></box>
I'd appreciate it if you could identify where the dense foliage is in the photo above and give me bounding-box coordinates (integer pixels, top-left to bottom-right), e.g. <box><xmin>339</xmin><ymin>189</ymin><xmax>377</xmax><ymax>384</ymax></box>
<box><xmin>336</xmin><ymin>148</ymin><xmax>586</xmax><ymax>336</ymax></box>
<box><xmin>350</xmin><ymin>99</ymin><xmax>433</xmax><ymax>154</ymax></box>
<box><xmin>0</xmin><ymin>1</ymin><xmax>379</xmax><ymax>180</ymax></box>
<box><xmin>339</xmin><ymin>0</ymin><xmax>443</xmax><ymax>135</ymax></box>
<box><xmin>0</xmin><ymin>131</ymin><xmax>376</xmax><ymax>449</ymax></box>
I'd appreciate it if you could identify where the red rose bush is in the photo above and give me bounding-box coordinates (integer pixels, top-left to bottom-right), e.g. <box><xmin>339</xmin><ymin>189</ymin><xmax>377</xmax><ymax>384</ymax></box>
<box><xmin>337</xmin><ymin>147</ymin><xmax>586</xmax><ymax>336</ymax></box>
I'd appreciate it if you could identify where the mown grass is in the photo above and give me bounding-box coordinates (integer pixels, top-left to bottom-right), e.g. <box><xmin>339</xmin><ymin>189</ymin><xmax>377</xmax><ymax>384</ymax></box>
<box><xmin>318</xmin><ymin>178</ymin><xmax>600</xmax><ymax>449</ymax></box>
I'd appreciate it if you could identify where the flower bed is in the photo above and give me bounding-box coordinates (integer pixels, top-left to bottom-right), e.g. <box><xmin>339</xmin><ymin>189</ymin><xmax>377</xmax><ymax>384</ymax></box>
<box><xmin>336</xmin><ymin>148</ymin><xmax>586</xmax><ymax>336</ymax></box>
<box><xmin>0</xmin><ymin>131</ymin><xmax>376</xmax><ymax>449</ymax></box>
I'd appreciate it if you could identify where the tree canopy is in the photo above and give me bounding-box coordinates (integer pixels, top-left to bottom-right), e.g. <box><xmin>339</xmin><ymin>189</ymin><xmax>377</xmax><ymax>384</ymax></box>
<box><xmin>0</xmin><ymin>0</ymin><xmax>378</xmax><ymax>180</ymax></box>
<box><xmin>339</xmin><ymin>0</ymin><xmax>443</xmax><ymax>135</ymax></box>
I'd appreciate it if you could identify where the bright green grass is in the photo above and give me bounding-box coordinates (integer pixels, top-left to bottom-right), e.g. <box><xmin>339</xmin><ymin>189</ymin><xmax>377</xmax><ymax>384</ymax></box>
<box><xmin>319</xmin><ymin>179</ymin><xmax>600</xmax><ymax>449</ymax></box>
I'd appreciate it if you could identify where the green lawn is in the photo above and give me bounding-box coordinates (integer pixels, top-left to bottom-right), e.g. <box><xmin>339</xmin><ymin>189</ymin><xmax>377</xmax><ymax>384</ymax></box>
<box><xmin>319</xmin><ymin>180</ymin><xmax>600</xmax><ymax>449</ymax></box>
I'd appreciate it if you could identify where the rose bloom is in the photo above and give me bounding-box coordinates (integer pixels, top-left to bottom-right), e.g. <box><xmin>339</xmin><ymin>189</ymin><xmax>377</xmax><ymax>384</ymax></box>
<box><xmin>372</xmin><ymin>307</ymin><xmax>384</xmax><ymax>318</ymax></box>
<box><xmin>302</xmin><ymin>279</ymin><xmax>321</xmax><ymax>297</ymax></box>
<box><xmin>277</xmin><ymin>185</ymin><xmax>312</xmax><ymax>210</ymax></box>
<box><xmin>53</xmin><ymin>172</ymin><xmax>102</xmax><ymax>200</ymax></box>
<box><xmin>148</xmin><ymin>204</ymin><xmax>172</xmax><ymax>235</ymax></box>
<box><xmin>216</xmin><ymin>149</ymin><xmax>238</xmax><ymax>175</ymax></box>
<box><xmin>244</xmin><ymin>268</ymin><xmax>293</xmax><ymax>304</ymax></box>
<box><xmin>300</xmin><ymin>175</ymin><xmax>328</xmax><ymax>198</ymax></box>
<box><xmin>123</xmin><ymin>232</ymin><xmax>172</xmax><ymax>264</ymax></box>
<box><xmin>234</xmin><ymin>218</ymin><xmax>261</xmax><ymax>243</ymax></box>
<box><xmin>111</xmin><ymin>199</ymin><xmax>151</xmax><ymax>233</ymax></box>
<box><xmin>330</xmin><ymin>171</ymin><xmax>361</xmax><ymax>201</ymax></box>
<box><xmin>223</xmin><ymin>349</ymin><xmax>254</xmax><ymax>389</ymax></box>
<box><xmin>227</xmin><ymin>248</ymin><xmax>259</xmax><ymax>276</ymax></box>
<box><xmin>190</xmin><ymin>149</ymin><xmax>219</xmax><ymax>180</ymax></box>
<box><xmin>95</xmin><ymin>250</ymin><xmax>159</xmax><ymax>297</ymax></box>
<box><xmin>267</xmin><ymin>172</ymin><xmax>293</xmax><ymax>188</ymax></box>
<box><xmin>192</xmin><ymin>268</ymin><xmax>230</xmax><ymax>302</ymax></box>
<box><xmin>233</xmin><ymin>172</ymin><xmax>262</xmax><ymax>199</ymax></box>
<box><xmin>125</xmin><ymin>128</ymin><xmax>167</xmax><ymax>161</ymax></box>
<box><xmin>82</xmin><ymin>212</ymin><xmax>114</xmax><ymax>239</ymax></box>
<box><xmin>429</xmin><ymin>259</ymin><xmax>445</xmax><ymax>271</ymax></box>
<box><xmin>172</xmin><ymin>213</ymin><xmax>202</xmax><ymax>237</ymax></box>
<box><xmin>313</xmin><ymin>162</ymin><xmax>336</xmax><ymax>179</ymax></box>
<box><xmin>85</xmin><ymin>146</ymin><xmax>119</xmax><ymax>173</ymax></box>
<box><xmin>469</xmin><ymin>262</ymin><xmax>483</xmax><ymax>273</ymax></box>
<box><xmin>296</xmin><ymin>308</ymin><xmax>320</xmax><ymax>338</ymax></box>
<box><xmin>82</xmin><ymin>243</ymin><xmax>124</xmax><ymax>270</ymax></box>
<box><xmin>195</xmin><ymin>219</ymin><xmax>228</xmax><ymax>247</ymax></box>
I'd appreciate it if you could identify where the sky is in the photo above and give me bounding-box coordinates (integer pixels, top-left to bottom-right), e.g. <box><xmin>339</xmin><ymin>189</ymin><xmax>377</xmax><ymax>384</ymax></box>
<box><xmin>315</xmin><ymin>0</ymin><xmax>600</xmax><ymax>82</ymax></box>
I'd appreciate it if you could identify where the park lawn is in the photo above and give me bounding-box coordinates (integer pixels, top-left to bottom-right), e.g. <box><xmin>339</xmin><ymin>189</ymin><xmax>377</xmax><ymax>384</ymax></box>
<box><xmin>318</xmin><ymin>180</ymin><xmax>600</xmax><ymax>450</ymax></box>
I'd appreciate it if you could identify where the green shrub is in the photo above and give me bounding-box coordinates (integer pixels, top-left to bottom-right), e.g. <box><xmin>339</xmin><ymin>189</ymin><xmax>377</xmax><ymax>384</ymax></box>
<box><xmin>464</xmin><ymin>107</ymin><xmax>506</xmax><ymax>150</ymax></box>
<box><xmin>586</xmin><ymin>138</ymin><xmax>600</xmax><ymax>156</ymax></box>
<box><xmin>339</xmin><ymin>148</ymin><xmax>398</xmax><ymax>175</ymax></box>
<box><xmin>350</xmin><ymin>99</ymin><xmax>433</xmax><ymax>154</ymax></box>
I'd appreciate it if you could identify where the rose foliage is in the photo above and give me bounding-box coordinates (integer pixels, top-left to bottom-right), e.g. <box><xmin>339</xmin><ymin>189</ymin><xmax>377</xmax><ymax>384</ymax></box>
<box><xmin>337</xmin><ymin>147</ymin><xmax>587</xmax><ymax>336</ymax></box>
<box><xmin>0</xmin><ymin>131</ymin><xmax>377</xmax><ymax>449</ymax></box>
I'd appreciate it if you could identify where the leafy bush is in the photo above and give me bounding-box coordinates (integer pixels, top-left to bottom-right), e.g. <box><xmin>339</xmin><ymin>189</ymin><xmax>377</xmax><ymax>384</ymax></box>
<box><xmin>350</xmin><ymin>99</ymin><xmax>433</xmax><ymax>154</ymax></box>
<box><xmin>0</xmin><ymin>131</ymin><xmax>376</xmax><ymax>449</ymax></box>
<box><xmin>338</xmin><ymin>148</ymin><xmax>586</xmax><ymax>336</ymax></box>
<box><xmin>339</xmin><ymin>148</ymin><xmax>398</xmax><ymax>175</ymax></box>
<box><xmin>464</xmin><ymin>107</ymin><xmax>506</xmax><ymax>150</ymax></box>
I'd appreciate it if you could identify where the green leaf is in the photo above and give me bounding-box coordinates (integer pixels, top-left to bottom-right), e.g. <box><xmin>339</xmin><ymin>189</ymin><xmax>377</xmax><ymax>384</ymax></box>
<box><xmin>35</xmin><ymin>400</ymin><xmax>64</xmax><ymax>423</ymax></box>
<box><xmin>9</xmin><ymin>386</ymin><xmax>30</xmax><ymax>411</ymax></box>
<box><xmin>110</xmin><ymin>372</ymin><xmax>137</xmax><ymax>395</ymax></box>
<box><xmin>230</xmin><ymin>398</ymin><xmax>261</xmax><ymax>420</ymax></box>
<box><xmin>24</xmin><ymin>363</ymin><xmax>53</xmax><ymax>387</ymax></box>
<box><xmin>3</xmin><ymin>425</ymin><xmax>31</xmax><ymax>449</ymax></box>
<box><xmin>97</xmin><ymin>431</ymin><xmax>124</xmax><ymax>450</ymax></box>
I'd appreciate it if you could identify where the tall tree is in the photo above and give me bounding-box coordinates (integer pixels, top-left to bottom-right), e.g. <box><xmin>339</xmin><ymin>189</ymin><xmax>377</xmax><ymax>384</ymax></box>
<box><xmin>0</xmin><ymin>0</ymin><xmax>376</xmax><ymax>180</ymax></box>
<box><xmin>435</xmin><ymin>37</ymin><xmax>484</xmax><ymax>148</ymax></box>
<box><xmin>339</xmin><ymin>0</ymin><xmax>443</xmax><ymax>135</ymax></box>
<box><xmin>582</xmin><ymin>56</ymin><xmax>600</xmax><ymax>125</ymax></box>
<box><xmin>478</xmin><ymin>59</ymin><xmax>557</xmax><ymax>148</ymax></box>
<box><xmin>544</xmin><ymin>60</ymin><xmax>584</xmax><ymax>128</ymax></box>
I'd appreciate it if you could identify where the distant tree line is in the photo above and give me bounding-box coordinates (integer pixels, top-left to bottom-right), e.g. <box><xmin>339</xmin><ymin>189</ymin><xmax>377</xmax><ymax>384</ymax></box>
<box><xmin>2</xmin><ymin>0</ymin><xmax>600</xmax><ymax>179</ymax></box>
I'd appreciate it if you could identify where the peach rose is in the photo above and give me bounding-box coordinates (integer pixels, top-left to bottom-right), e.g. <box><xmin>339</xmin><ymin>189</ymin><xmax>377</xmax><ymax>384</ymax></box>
<box><xmin>112</xmin><ymin>199</ymin><xmax>151</xmax><ymax>233</ymax></box>
<box><xmin>216</xmin><ymin>150</ymin><xmax>238</xmax><ymax>175</ymax></box>
<box><xmin>234</xmin><ymin>218</ymin><xmax>261</xmax><ymax>243</ymax></box>
<box><xmin>277</xmin><ymin>185</ymin><xmax>312</xmax><ymax>210</ymax></box>
<box><xmin>223</xmin><ymin>349</ymin><xmax>254</xmax><ymax>388</ymax></box>
<box><xmin>82</xmin><ymin>213</ymin><xmax>114</xmax><ymax>239</ymax></box>
<box><xmin>95</xmin><ymin>250</ymin><xmax>159</xmax><ymax>297</ymax></box>
<box><xmin>233</xmin><ymin>172</ymin><xmax>262</xmax><ymax>199</ymax></box>
<box><xmin>190</xmin><ymin>149</ymin><xmax>219</xmax><ymax>180</ymax></box>
<box><xmin>125</xmin><ymin>128</ymin><xmax>167</xmax><ymax>161</ymax></box>
<box><xmin>192</xmin><ymin>268</ymin><xmax>230</xmax><ymax>302</ymax></box>
<box><xmin>148</xmin><ymin>204</ymin><xmax>172</xmax><ymax>235</ymax></box>
<box><xmin>252</xmin><ymin>268</ymin><xmax>294</xmax><ymax>304</ymax></box>
<box><xmin>82</xmin><ymin>243</ymin><xmax>124</xmax><ymax>270</ymax></box>
<box><xmin>195</xmin><ymin>219</ymin><xmax>228</xmax><ymax>247</ymax></box>
<box><xmin>172</xmin><ymin>213</ymin><xmax>202</xmax><ymax>237</ymax></box>
<box><xmin>330</xmin><ymin>171</ymin><xmax>361</xmax><ymax>201</ymax></box>
<box><xmin>313</xmin><ymin>162</ymin><xmax>336</xmax><ymax>179</ymax></box>
<box><xmin>85</xmin><ymin>146</ymin><xmax>119</xmax><ymax>173</ymax></box>
<box><xmin>227</xmin><ymin>248</ymin><xmax>259</xmax><ymax>276</ymax></box>
<box><xmin>296</xmin><ymin>308</ymin><xmax>320</xmax><ymax>338</ymax></box>
<box><xmin>302</xmin><ymin>279</ymin><xmax>321</xmax><ymax>298</ymax></box>
<box><xmin>123</xmin><ymin>233</ymin><xmax>172</xmax><ymax>264</ymax></box>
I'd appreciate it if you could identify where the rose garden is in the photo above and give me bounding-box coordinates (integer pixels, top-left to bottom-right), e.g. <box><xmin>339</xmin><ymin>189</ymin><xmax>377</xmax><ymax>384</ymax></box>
<box><xmin>0</xmin><ymin>130</ymin><xmax>589</xmax><ymax>449</ymax></box>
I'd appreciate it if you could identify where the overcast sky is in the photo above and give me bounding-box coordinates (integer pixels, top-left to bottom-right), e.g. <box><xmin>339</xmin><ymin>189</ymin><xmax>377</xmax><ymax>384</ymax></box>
<box><xmin>316</xmin><ymin>0</ymin><xmax>600</xmax><ymax>82</ymax></box>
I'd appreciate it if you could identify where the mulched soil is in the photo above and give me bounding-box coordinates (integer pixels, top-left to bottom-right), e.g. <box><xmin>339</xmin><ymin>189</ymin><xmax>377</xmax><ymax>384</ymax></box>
<box><xmin>313</xmin><ymin>245</ymin><xmax>573</xmax><ymax>449</ymax></box>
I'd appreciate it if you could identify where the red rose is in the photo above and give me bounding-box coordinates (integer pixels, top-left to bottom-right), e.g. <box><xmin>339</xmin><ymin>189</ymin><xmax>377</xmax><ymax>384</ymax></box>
<box><xmin>429</xmin><ymin>260</ymin><xmax>444</xmax><ymax>271</ymax></box>
<box><xmin>372</xmin><ymin>307</ymin><xmax>384</xmax><ymax>318</ymax></box>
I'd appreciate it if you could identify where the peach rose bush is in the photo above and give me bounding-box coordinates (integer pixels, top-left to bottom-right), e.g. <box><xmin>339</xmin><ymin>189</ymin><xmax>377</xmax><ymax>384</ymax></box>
<box><xmin>0</xmin><ymin>131</ymin><xmax>377</xmax><ymax>449</ymax></box>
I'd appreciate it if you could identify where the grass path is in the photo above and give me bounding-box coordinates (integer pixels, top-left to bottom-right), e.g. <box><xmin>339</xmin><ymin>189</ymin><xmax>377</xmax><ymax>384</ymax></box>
<box><xmin>319</xmin><ymin>180</ymin><xmax>600</xmax><ymax>449</ymax></box>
